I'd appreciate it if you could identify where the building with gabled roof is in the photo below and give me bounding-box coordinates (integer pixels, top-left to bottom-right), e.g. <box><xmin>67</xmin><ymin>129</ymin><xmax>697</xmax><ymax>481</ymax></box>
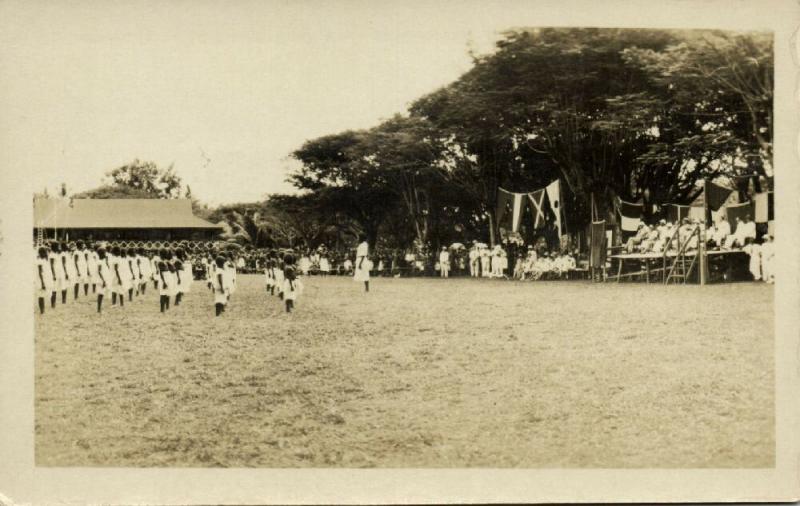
<box><xmin>34</xmin><ymin>198</ymin><xmax>223</xmax><ymax>241</ymax></box>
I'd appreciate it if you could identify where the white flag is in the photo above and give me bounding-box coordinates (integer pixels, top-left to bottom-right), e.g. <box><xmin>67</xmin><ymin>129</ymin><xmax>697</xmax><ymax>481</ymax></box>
<box><xmin>511</xmin><ymin>193</ymin><xmax>523</xmax><ymax>232</ymax></box>
<box><xmin>545</xmin><ymin>180</ymin><xmax>562</xmax><ymax>236</ymax></box>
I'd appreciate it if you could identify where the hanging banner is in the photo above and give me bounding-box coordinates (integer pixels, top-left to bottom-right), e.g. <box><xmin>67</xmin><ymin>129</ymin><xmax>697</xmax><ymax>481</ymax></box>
<box><xmin>618</xmin><ymin>198</ymin><xmax>644</xmax><ymax>232</ymax></box>
<box><xmin>496</xmin><ymin>188</ymin><xmax>513</xmax><ymax>229</ymax></box>
<box><xmin>590</xmin><ymin>220</ymin><xmax>606</xmax><ymax>269</ymax></box>
<box><xmin>545</xmin><ymin>180</ymin><xmax>562</xmax><ymax>236</ymax></box>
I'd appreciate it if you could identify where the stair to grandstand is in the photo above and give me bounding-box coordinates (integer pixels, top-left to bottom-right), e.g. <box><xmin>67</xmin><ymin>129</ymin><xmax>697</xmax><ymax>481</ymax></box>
<box><xmin>664</xmin><ymin>227</ymin><xmax>701</xmax><ymax>284</ymax></box>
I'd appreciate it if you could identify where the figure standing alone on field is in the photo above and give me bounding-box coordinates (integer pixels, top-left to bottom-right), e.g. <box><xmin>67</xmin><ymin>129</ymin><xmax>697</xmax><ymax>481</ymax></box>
<box><xmin>282</xmin><ymin>253</ymin><xmax>301</xmax><ymax>313</ymax></box>
<box><xmin>354</xmin><ymin>233</ymin><xmax>370</xmax><ymax>292</ymax></box>
<box><xmin>213</xmin><ymin>256</ymin><xmax>227</xmax><ymax>316</ymax></box>
<box><xmin>439</xmin><ymin>246</ymin><xmax>450</xmax><ymax>278</ymax></box>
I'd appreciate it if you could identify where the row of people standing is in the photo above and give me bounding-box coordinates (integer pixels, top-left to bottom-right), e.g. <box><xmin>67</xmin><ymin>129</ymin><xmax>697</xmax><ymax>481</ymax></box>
<box><xmin>34</xmin><ymin>241</ymin><xmax>203</xmax><ymax>314</ymax></box>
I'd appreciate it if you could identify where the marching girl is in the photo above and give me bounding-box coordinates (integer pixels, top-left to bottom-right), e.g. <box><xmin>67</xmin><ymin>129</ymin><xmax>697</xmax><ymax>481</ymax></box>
<box><xmin>282</xmin><ymin>253</ymin><xmax>302</xmax><ymax>313</ymax></box>
<box><xmin>150</xmin><ymin>250</ymin><xmax>161</xmax><ymax>290</ymax></box>
<box><xmin>86</xmin><ymin>242</ymin><xmax>99</xmax><ymax>294</ymax></box>
<box><xmin>137</xmin><ymin>248</ymin><xmax>151</xmax><ymax>295</ymax></box>
<box><xmin>64</xmin><ymin>242</ymin><xmax>78</xmax><ymax>300</ymax></box>
<box><xmin>212</xmin><ymin>256</ymin><xmax>227</xmax><ymax>316</ymax></box>
<box><xmin>179</xmin><ymin>248</ymin><xmax>193</xmax><ymax>300</ymax></box>
<box><xmin>48</xmin><ymin>242</ymin><xmax>64</xmax><ymax>308</ymax></box>
<box><xmin>203</xmin><ymin>255</ymin><xmax>213</xmax><ymax>290</ymax></box>
<box><xmin>96</xmin><ymin>247</ymin><xmax>113</xmax><ymax>313</ymax></box>
<box><xmin>274</xmin><ymin>251</ymin><xmax>285</xmax><ymax>300</ymax></box>
<box><xmin>126</xmin><ymin>248</ymin><xmax>139</xmax><ymax>300</ymax></box>
<box><xmin>35</xmin><ymin>246</ymin><xmax>54</xmax><ymax>315</ymax></box>
<box><xmin>264</xmin><ymin>253</ymin><xmax>275</xmax><ymax>294</ymax></box>
<box><xmin>172</xmin><ymin>250</ymin><xmax>184</xmax><ymax>306</ymax></box>
<box><xmin>354</xmin><ymin>234</ymin><xmax>370</xmax><ymax>292</ymax></box>
<box><xmin>58</xmin><ymin>241</ymin><xmax>72</xmax><ymax>304</ymax></box>
<box><xmin>223</xmin><ymin>253</ymin><xmax>236</xmax><ymax>301</ymax></box>
<box><xmin>157</xmin><ymin>249</ymin><xmax>173</xmax><ymax>312</ymax></box>
<box><xmin>72</xmin><ymin>241</ymin><xmax>88</xmax><ymax>298</ymax></box>
<box><xmin>110</xmin><ymin>246</ymin><xmax>130</xmax><ymax>307</ymax></box>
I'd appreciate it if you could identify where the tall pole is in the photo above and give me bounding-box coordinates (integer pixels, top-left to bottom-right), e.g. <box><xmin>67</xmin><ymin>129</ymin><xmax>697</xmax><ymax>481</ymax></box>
<box><xmin>700</xmin><ymin>178</ymin><xmax>709</xmax><ymax>285</ymax></box>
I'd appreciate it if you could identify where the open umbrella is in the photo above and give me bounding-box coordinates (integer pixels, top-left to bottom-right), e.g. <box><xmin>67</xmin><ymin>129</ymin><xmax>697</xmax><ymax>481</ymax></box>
<box><xmin>449</xmin><ymin>242</ymin><xmax>465</xmax><ymax>250</ymax></box>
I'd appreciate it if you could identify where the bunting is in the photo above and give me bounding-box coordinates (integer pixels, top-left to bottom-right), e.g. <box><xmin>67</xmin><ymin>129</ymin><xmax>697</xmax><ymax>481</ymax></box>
<box><xmin>496</xmin><ymin>181</ymin><xmax>564</xmax><ymax>233</ymax></box>
<box><xmin>705</xmin><ymin>180</ymin><xmax>734</xmax><ymax>211</ymax></box>
<box><xmin>528</xmin><ymin>189</ymin><xmax>547</xmax><ymax>229</ymax></box>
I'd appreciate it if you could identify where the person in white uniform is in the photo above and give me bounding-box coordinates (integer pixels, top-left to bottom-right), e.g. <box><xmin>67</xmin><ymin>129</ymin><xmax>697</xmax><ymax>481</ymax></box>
<box><xmin>282</xmin><ymin>253</ymin><xmax>303</xmax><ymax>313</ymax></box>
<box><xmin>72</xmin><ymin>241</ymin><xmax>88</xmax><ymax>298</ymax></box>
<box><xmin>439</xmin><ymin>247</ymin><xmax>450</xmax><ymax>278</ymax></box>
<box><xmin>86</xmin><ymin>243</ymin><xmax>99</xmax><ymax>294</ymax></box>
<box><xmin>354</xmin><ymin>234</ymin><xmax>370</xmax><ymax>292</ymax></box>
<box><xmin>96</xmin><ymin>247</ymin><xmax>113</xmax><ymax>313</ymax></box>
<box><xmin>110</xmin><ymin>246</ymin><xmax>130</xmax><ymax>307</ymax></box>
<box><xmin>137</xmin><ymin>247</ymin><xmax>151</xmax><ymax>295</ymax></box>
<box><xmin>760</xmin><ymin>234</ymin><xmax>775</xmax><ymax>284</ymax></box>
<box><xmin>157</xmin><ymin>249</ymin><xmax>173</xmax><ymax>312</ymax></box>
<box><xmin>47</xmin><ymin>242</ymin><xmax>64</xmax><ymax>308</ymax></box>
<box><xmin>212</xmin><ymin>256</ymin><xmax>227</xmax><ymax>316</ymax></box>
<box><xmin>35</xmin><ymin>246</ymin><xmax>55</xmax><ymax>314</ymax></box>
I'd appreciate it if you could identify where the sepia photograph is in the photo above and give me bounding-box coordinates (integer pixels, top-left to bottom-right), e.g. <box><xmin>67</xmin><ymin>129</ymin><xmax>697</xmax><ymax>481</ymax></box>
<box><xmin>1</xmin><ymin>0</ymin><xmax>799</xmax><ymax>504</ymax></box>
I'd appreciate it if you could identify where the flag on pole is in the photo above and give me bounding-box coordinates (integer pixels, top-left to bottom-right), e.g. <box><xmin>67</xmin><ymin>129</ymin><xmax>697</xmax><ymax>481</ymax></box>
<box><xmin>545</xmin><ymin>180</ymin><xmax>562</xmax><ymax>236</ymax></box>
<box><xmin>528</xmin><ymin>189</ymin><xmax>547</xmax><ymax>229</ymax></box>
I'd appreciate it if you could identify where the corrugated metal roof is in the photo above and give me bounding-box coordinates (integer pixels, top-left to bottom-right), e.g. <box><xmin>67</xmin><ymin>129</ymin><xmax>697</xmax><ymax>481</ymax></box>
<box><xmin>34</xmin><ymin>198</ymin><xmax>222</xmax><ymax>229</ymax></box>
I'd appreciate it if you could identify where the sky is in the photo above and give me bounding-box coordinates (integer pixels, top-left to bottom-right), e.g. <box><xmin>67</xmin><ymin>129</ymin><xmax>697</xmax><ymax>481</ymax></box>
<box><xmin>0</xmin><ymin>0</ymin><xmax>515</xmax><ymax>205</ymax></box>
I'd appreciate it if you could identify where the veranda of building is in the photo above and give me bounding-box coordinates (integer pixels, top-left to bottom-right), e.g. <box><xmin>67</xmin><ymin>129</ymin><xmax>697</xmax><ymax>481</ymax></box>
<box><xmin>33</xmin><ymin>198</ymin><xmax>223</xmax><ymax>242</ymax></box>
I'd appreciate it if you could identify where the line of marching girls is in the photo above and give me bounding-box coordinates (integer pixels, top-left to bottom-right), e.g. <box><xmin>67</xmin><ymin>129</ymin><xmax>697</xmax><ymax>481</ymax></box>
<box><xmin>34</xmin><ymin>240</ymin><xmax>196</xmax><ymax>315</ymax></box>
<box><xmin>262</xmin><ymin>249</ymin><xmax>302</xmax><ymax>314</ymax></box>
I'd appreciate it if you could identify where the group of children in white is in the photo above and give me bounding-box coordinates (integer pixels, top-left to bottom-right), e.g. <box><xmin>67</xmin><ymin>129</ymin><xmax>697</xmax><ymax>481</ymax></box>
<box><xmin>34</xmin><ymin>235</ymin><xmax>373</xmax><ymax>316</ymax></box>
<box><xmin>34</xmin><ymin>240</ymin><xmax>207</xmax><ymax>315</ymax></box>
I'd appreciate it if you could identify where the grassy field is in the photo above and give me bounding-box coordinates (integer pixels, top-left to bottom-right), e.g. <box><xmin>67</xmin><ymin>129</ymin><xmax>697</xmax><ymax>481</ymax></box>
<box><xmin>34</xmin><ymin>275</ymin><xmax>774</xmax><ymax>468</ymax></box>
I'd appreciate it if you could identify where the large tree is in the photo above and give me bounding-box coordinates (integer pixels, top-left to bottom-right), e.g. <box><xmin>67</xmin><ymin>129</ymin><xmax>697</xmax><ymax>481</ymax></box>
<box><xmin>75</xmin><ymin>159</ymin><xmax>186</xmax><ymax>200</ymax></box>
<box><xmin>290</xmin><ymin>131</ymin><xmax>399</xmax><ymax>247</ymax></box>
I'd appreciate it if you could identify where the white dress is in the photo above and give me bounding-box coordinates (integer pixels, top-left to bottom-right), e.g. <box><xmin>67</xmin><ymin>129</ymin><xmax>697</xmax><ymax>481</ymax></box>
<box><xmin>35</xmin><ymin>257</ymin><xmax>55</xmax><ymax>297</ymax></box>
<box><xmin>353</xmin><ymin>242</ymin><xmax>370</xmax><ymax>282</ymax></box>
<box><xmin>114</xmin><ymin>256</ymin><xmax>132</xmax><ymax>294</ymax></box>
<box><xmin>74</xmin><ymin>250</ymin><xmax>88</xmax><ymax>284</ymax></box>
<box><xmin>64</xmin><ymin>251</ymin><xmax>78</xmax><ymax>286</ymax></box>
<box><xmin>282</xmin><ymin>269</ymin><xmax>303</xmax><ymax>301</ymax></box>
<box><xmin>50</xmin><ymin>252</ymin><xmax>66</xmax><ymax>291</ymax></box>
<box><xmin>180</xmin><ymin>260</ymin><xmax>193</xmax><ymax>293</ymax></box>
<box><xmin>157</xmin><ymin>262</ymin><xmax>173</xmax><ymax>296</ymax></box>
<box><xmin>87</xmin><ymin>251</ymin><xmax>100</xmax><ymax>285</ymax></box>
<box><xmin>98</xmin><ymin>257</ymin><xmax>113</xmax><ymax>296</ymax></box>
<box><xmin>138</xmin><ymin>255</ymin><xmax>151</xmax><ymax>284</ymax></box>
<box><xmin>212</xmin><ymin>266</ymin><xmax>227</xmax><ymax>304</ymax></box>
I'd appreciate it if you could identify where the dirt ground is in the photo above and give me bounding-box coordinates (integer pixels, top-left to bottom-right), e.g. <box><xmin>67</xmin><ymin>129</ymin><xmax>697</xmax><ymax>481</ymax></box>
<box><xmin>34</xmin><ymin>275</ymin><xmax>774</xmax><ymax>468</ymax></box>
